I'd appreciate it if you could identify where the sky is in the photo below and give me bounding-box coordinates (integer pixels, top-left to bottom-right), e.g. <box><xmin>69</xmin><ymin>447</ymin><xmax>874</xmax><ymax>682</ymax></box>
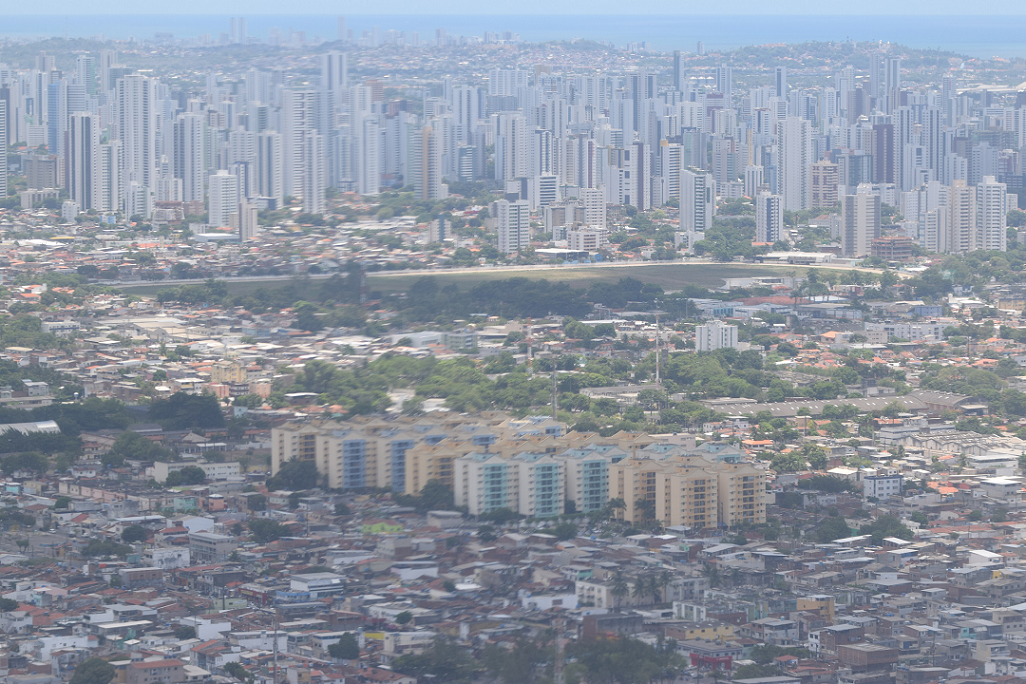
<box><xmin>17</xmin><ymin>0</ymin><xmax>1026</xmax><ymax>13</ymax></box>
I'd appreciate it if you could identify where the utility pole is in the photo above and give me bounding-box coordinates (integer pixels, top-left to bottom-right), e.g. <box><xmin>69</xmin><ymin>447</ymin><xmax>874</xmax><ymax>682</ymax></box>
<box><xmin>526</xmin><ymin>318</ymin><xmax>533</xmax><ymax>376</ymax></box>
<box><xmin>552</xmin><ymin>368</ymin><xmax>558</xmax><ymax>420</ymax></box>
<box><xmin>554</xmin><ymin>612</ymin><xmax>565</xmax><ymax>684</ymax></box>
<box><xmin>655</xmin><ymin>311</ymin><xmax>661</xmax><ymax>385</ymax></box>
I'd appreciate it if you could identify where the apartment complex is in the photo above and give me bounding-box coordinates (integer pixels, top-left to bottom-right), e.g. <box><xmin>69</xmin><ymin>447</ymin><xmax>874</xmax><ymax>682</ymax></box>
<box><xmin>610</xmin><ymin>443</ymin><xmax>768</xmax><ymax>528</ymax></box>
<box><xmin>454</xmin><ymin>451</ymin><xmax>566</xmax><ymax>517</ymax></box>
<box><xmin>271</xmin><ymin>414</ymin><xmax>567</xmax><ymax>492</ymax></box>
<box><xmin>275</xmin><ymin>415</ymin><xmax>765</xmax><ymax>525</ymax></box>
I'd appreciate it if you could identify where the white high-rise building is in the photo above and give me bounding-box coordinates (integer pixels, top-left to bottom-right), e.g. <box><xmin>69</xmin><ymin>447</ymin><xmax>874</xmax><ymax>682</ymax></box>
<box><xmin>209</xmin><ymin>170</ymin><xmax>240</xmax><ymax>228</ymax></box>
<box><xmin>450</xmin><ymin>85</ymin><xmax>479</xmax><ymax>144</ymax></box>
<box><xmin>173</xmin><ymin>113</ymin><xmax>205</xmax><ymax>203</ymax></box>
<box><xmin>660</xmin><ymin>141</ymin><xmax>682</xmax><ymax>203</ymax></box>
<box><xmin>495</xmin><ymin>112</ymin><xmax>528</xmax><ymax>181</ymax></box>
<box><xmin>68</xmin><ymin>112</ymin><xmax>100</xmax><ymax>211</ymax></box>
<box><xmin>776</xmin><ymin>116</ymin><xmax>811</xmax><ymax>211</ymax></box>
<box><xmin>948</xmin><ymin>180</ymin><xmax>976</xmax><ymax>254</ymax></box>
<box><xmin>533</xmin><ymin>174</ymin><xmax>559</xmax><ymax>210</ymax></box>
<box><xmin>679</xmin><ymin>169</ymin><xmax>715</xmax><ymax>252</ymax></box>
<box><xmin>320</xmin><ymin>51</ymin><xmax>347</xmax><ymax>94</ymax></box>
<box><xmin>281</xmin><ymin>89</ymin><xmax>319</xmax><ymax>199</ymax></box>
<box><xmin>125</xmin><ymin>181</ymin><xmax>152</xmax><ymax>220</ymax></box>
<box><xmin>744</xmin><ymin>164</ymin><xmax>764</xmax><ymax>198</ymax></box>
<box><xmin>775</xmin><ymin>66</ymin><xmax>787</xmax><ymax>98</ymax></box>
<box><xmin>0</xmin><ymin>101</ymin><xmax>8</xmax><ymax>200</ymax></box>
<box><xmin>301</xmin><ymin>131</ymin><xmax>326</xmax><ymax>214</ymax></box>
<box><xmin>417</xmin><ymin>122</ymin><xmax>447</xmax><ymax>201</ymax></box>
<box><xmin>620</xmin><ymin>142</ymin><xmax>651</xmax><ymax>211</ymax></box>
<box><xmin>497</xmin><ymin>199</ymin><xmax>530</xmax><ymax>254</ymax></box>
<box><xmin>358</xmin><ymin>118</ymin><xmax>380</xmax><ymax>196</ymax></box>
<box><xmin>115</xmin><ymin>74</ymin><xmax>157</xmax><ymax>214</ymax></box>
<box><xmin>239</xmin><ymin>198</ymin><xmax>259</xmax><ymax>241</ymax></box>
<box><xmin>696</xmin><ymin>320</ymin><xmax>738</xmax><ymax>352</ymax></box>
<box><xmin>840</xmin><ymin>184</ymin><xmax>881</xmax><ymax>257</ymax></box>
<box><xmin>257</xmin><ymin>131</ymin><xmax>284</xmax><ymax>207</ymax></box>
<box><xmin>976</xmin><ymin>175</ymin><xmax>1008</xmax><ymax>252</ymax></box>
<box><xmin>755</xmin><ymin>191</ymin><xmax>783</xmax><ymax>244</ymax></box>
<box><xmin>98</xmin><ymin>141</ymin><xmax>121</xmax><ymax>212</ymax></box>
<box><xmin>76</xmin><ymin>54</ymin><xmax>96</xmax><ymax>96</ymax></box>
<box><xmin>922</xmin><ymin>207</ymin><xmax>949</xmax><ymax>254</ymax></box>
<box><xmin>884</xmin><ymin>57</ymin><xmax>901</xmax><ymax>113</ymax></box>
<box><xmin>579</xmin><ymin>187</ymin><xmax>606</xmax><ymax>227</ymax></box>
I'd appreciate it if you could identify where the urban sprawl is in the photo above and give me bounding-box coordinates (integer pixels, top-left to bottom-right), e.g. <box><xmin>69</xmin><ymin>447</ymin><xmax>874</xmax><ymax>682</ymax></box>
<box><xmin>0</xmin><ymin>15</ymin><xmax>1026</xmax><ymax>684</ymax></box>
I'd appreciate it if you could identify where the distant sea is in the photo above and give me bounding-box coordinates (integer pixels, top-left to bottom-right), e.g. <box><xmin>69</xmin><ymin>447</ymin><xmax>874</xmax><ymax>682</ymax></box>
<box><xmin>3</xmin><ymin>14</ymin><xmax>1026</xmax><ymax>59</ymax></box>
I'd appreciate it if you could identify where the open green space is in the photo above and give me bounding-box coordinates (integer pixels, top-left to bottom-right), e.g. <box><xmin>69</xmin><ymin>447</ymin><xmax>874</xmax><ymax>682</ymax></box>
<box><xmin>118</xmin><ymin>262</ymin><xmax>828</xmax><ymax>299</ymax></box>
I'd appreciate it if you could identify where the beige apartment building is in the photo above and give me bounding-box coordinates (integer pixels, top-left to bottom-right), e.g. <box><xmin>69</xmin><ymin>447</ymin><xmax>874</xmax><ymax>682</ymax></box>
<box><xmin>611</xmin><ymin>455</ymin><xmax>766</xmax><ymax>528</ymax></box>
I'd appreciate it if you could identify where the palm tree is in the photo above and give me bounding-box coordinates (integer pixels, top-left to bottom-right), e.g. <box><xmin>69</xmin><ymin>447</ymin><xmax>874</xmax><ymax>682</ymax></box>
<box><xmin>730</xmin><ymin>567</ymin><xmax>742</xmax><ymax>588</ymax></box>
<box><xmin>656</xmin><ymin>570</ymin><xmax>672</xmax><ymax>604</ymax></box>
<box><xmin>632</xmin><ymin>575</ymin><xmax>648</xmax><ymax>604</ymax></box>
<box><xmin>610</xmin><ymin>570</ymin><xmax>629</xmax><ymax>611</ymax></box>
<box><xmin>649</xmin><ymin>574</ymin><xmax>664</xmax><ymax>604</ymax></box>
<box><xmin>702</xmin><ymin>563</ymin><xmax>721</xmax><ymax>588</ymax></box>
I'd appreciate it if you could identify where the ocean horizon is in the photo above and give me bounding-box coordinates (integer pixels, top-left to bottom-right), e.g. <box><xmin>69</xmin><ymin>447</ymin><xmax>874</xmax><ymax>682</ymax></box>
<box><xmin>1</xmin><ymin>14</ymin><xmax>1026</xmax><ymax>58</ymax></box>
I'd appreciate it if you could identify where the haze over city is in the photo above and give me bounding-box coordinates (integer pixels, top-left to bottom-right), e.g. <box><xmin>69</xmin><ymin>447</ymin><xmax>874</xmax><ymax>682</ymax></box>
<box><xmin>0</xmin><ymin>9</ymin><xmax>1025</xmax><ymax>684</ymax></box>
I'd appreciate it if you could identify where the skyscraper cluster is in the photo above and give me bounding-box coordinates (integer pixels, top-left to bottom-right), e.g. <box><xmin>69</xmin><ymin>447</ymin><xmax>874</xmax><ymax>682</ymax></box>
<box><xmin>0</xmin><ymin>41</ymin><xmax>1017</xmax><ymax>256</ymax></box>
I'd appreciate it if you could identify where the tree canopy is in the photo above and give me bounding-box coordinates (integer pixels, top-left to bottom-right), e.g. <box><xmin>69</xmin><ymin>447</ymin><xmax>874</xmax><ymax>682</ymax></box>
<box><xmin>69</xmin><ymin>659</ymin><xmax>115</xmax><ymax>684</ymax></box>
<box><xmin>149</xmin><ymin>392</ymin><xmax>225</xmax><ymax>429</ymax></box>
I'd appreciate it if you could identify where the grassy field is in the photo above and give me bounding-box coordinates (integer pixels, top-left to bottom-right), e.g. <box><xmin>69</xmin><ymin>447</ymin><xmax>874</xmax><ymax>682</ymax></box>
<box><xmin>364</xmin><ymin>263</ymin><xmax>791</xmax><ymax>293</ymax></box>
<box><xmin>118</xmin><ymin>262</ymin><xmax>840</xmax><ymax>298</ymax></box>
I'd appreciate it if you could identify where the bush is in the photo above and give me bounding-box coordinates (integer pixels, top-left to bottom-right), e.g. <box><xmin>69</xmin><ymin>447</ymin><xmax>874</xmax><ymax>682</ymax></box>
<box><xmin>174</xmin><ymin>625</ymin><xmax>197</xmax><ymax>640</ymax></box>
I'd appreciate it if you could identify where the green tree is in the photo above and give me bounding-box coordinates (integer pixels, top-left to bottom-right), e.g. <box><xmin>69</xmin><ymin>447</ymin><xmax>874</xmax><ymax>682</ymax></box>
<box><xmin>120</xmin><ymin>525</ymin><xmax>148</xmax><ymax>543</ymax></box>
<box><xmin>82</xmin><ymin>539</ymin><xmax>132</xmax><ymax>558</ymax></box>
<box><xmin>770</xmin><ymin>452</ymin><xmax>805</xmax><ymax>473</ymax></box>
<box><xmin>103</xmin><ymin>431</ymin><xmax>174</xmax><ymax>468</ymax></box>
<box><xmin>52</xmin><ymin>496</ymin><xmax>71</xmax><ymax>509</ymax></box>
<box><xmin>69</xmin><ymin>659</ymin><xmax>115</xmax><ymax>684</ymax></box>
<box><xmin>0</xmin><ymin>598</ymin><xmax>19</xmax><ymax>611</ymax></box>
<box><xmin>569</xmin><ymin>635</ymin><xmax>682</xmax><ymax>684</ymax></box>
<box><xmin>292</xmin><ymin>301</ymin><xmax>325</xmax><ymax>332</ymax></box>
<box><xmin>610</xmin><ymin>570</ymin><xmax>630</xmax><ymax>610</ymax></box>
<box><xmin>328</xmin><ymin>633</ymin><xmax>360</xmax><ymax>660</ymax></box>
<box><xmin>392</xmin><ymin>636</ymin><xmax>477</xmax><ymax>684</ymax></box>
<box><xmin>149</xmin><ymin>392</ymin><xmax>225</xmax><ymax>429</ymax></box>
<box><xmin>393</xmin><ymin>479</ymin><xmax>457</xmax><ymax>512</ymax></box>
<box><xmin>1</xmin><ymin>451</ymin><xmax>48</xmax><ymax>475</ymax></box>
<box><xmin>224</xmin><ymin>662</ymin><xmax>251</xmax><ymax>682</ymax></box>
<box><xmin>482</xmin><ymin>632</ymin><xmax>550</xmax><ymax>684</ymax></box>
<box><xmin>859</xmin><ymin>514</ymin><xmax>914</xmax><ymax>544</ymax></box>
<box><xmin>550</xmin><ymin>521</ymin><xmax>578</xmax><ymax>541</ymax></box>
<box><xmin>909</xmin><ymin>511</ymin><xmax>929</xmax><ymax>525</ymax></box>
<box><xmin>734</xmin><ymin>665</ymin><xmax>780</xmax><ymax>679</ymax></box>
<box><xmin>395</xmin><ymin>611</ymin><xmax>413</xmax><ymax>625</ymax></box>
<box><xmin>248</xmin><ymin>518</ymin><xmax>289</xmax><ymax>544</ymax></box>
<box><xmin>267</xmin><ymin>458</ymin><xmax>319</xmax><ymax>491</ymax></box>
<box><xmin>816</xmin><ymin>516</ymin><xmax>852</xmax><ymax>543</ymax></box>
<box><xmin>165</xmin><ymin>466</ymin><xmax>207</xmax><ymax>487</ymax></box>
<box><xmin>174</xmin><ymin>625</ymin><xmax>197</xmax><ymax>640</ymax></box>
